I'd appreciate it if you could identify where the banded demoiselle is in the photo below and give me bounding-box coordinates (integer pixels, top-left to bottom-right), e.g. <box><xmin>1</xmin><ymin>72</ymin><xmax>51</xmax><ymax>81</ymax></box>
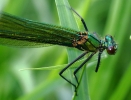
<box><xmin>0</xmin><ymin>8</ymin><xmax>117</xmax><ymax>93</ymax></box>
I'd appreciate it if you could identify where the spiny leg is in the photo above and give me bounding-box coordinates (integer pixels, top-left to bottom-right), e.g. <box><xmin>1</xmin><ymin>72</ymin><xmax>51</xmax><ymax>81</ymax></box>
<box><xmin>71</xmin><ymin>7</ymin><xmax>88</xmax><ymax>31</ymax></box>
<box><xmin>95</xmin><ymin>51</ymin><xmax>102</xmax><ymax>72</ymax></box>
<box><xmin>74</xmin><ymin>52</ymin><xmax>95</xmax><ymax>86</ymax></box>
<box><xmin>59</xmin><ymin>51</ymin><xmax>88</xmax><ymax>92</ymax></box>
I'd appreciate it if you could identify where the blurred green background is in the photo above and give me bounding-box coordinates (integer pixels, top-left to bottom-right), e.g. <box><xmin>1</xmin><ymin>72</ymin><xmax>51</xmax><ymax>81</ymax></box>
<box><xmin>0</xmin><ymin>0</ymin><xmax>131</xmax><ymax>100</ymax></box>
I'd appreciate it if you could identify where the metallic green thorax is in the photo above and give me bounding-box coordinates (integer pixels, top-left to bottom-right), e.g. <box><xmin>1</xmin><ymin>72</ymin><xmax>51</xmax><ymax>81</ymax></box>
<box><xmin>82</xmin><ymin>32</ymin><xmax>101</xmax><ymax>52</ymax></box>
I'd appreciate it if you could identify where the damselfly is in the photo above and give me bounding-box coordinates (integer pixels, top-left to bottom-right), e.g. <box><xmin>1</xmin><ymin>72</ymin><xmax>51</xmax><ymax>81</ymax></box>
<box><xmin>0</xmin><ymin>8</ymin><xmax>117</xmax><ymax>94</ymax></box>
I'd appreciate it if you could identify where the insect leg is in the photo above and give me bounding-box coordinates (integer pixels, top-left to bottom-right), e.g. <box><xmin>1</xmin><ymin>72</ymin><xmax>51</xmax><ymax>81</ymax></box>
<box><xmin>95</xmin><ymin>51</ymin><xmax>102</xmax><ymax>72</ymax></box>
<box><xmin>71</xmin><ymin>7</ymin><xmax>88</xmax><ymax>31</ymax></box>
<box><xmin>74</xmin><ymin>52</ymin><xmax>95</xmax><ymax>85</ymax></box>
<box><xmin>59</xmin><ymin>51</ymin><xmax>88</xmax><ymax>91</ymax></box>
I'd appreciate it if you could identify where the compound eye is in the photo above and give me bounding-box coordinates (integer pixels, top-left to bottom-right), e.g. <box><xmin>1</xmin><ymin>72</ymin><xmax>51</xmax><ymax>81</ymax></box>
<box><xmin>107</xmin><ymin>46</ymin><xmax>116</xmax><ymax>55</ymax></box>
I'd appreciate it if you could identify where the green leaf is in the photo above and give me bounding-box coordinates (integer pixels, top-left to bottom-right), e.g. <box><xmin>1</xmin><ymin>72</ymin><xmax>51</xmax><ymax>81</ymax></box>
<box><xmin>55</xmin><ymin>0</ymin><xmax>90</xmax><ymax>100</ymax></box>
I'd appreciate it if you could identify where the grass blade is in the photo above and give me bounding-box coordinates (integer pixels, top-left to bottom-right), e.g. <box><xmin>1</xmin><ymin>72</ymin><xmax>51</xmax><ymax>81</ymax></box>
<box><xmin>55</xmin><ymin>0</ymin><xmax>90</xmax><ymax>100</ymax></box>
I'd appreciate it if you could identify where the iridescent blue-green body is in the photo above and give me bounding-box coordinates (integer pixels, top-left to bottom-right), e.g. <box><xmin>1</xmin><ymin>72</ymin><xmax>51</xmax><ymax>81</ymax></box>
<box><xmin>0</xmin><ymin>12</ymin><xmax>117</xmax><ymax>55</ymax></box>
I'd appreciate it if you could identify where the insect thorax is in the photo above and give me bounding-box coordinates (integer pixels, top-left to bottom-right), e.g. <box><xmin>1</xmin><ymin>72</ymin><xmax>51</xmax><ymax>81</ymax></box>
<box><xmin>72</xmin><ymin>32</ymin><xmax>101</xmax><ymax>52</ymax></box>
